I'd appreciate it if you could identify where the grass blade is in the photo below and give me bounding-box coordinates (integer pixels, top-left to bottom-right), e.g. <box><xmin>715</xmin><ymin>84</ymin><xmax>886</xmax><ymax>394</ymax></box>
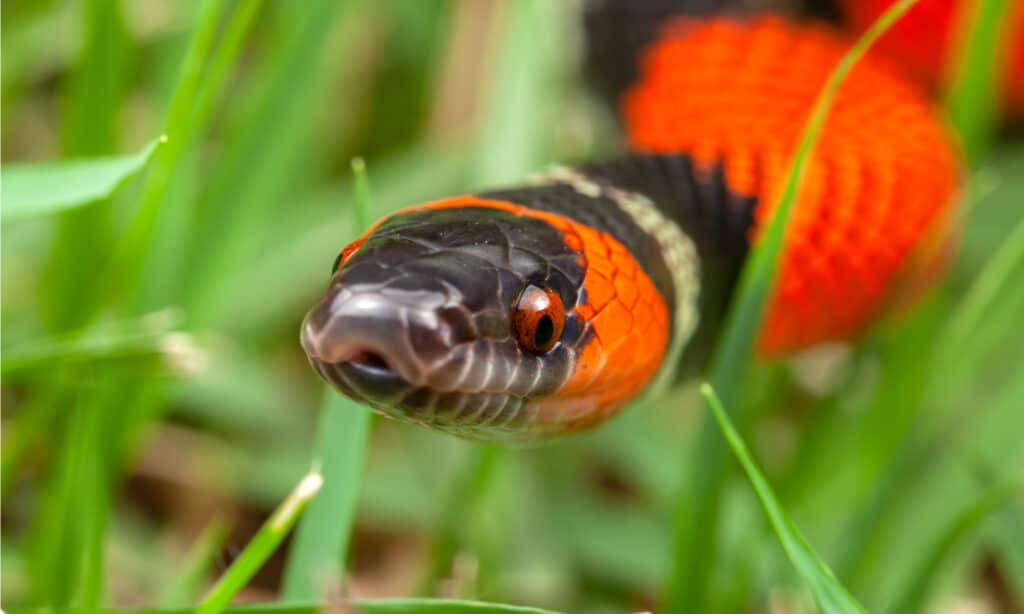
<box><xmin>41</xmin><ymin>0</ymin><xmax>130</xmax><ymax>332</ymax></box>
<box><xmin>280</xmin><ymin>158</ymin><xmax>375</xmax><ymax>600</ymax></box>
<box><xmin>836</xmin><ymin>187</ymin><xmax>1024</xmax><ymax>589</ymax></box>
<box><xmin>3</xmin><ymin>599</ymin><xmax>564</xmax><ymax>614</ymax></box>
<box><xmin>1</xmin><ymin>316</ymin><xmax>182</xmax><ymax>376</ymax></box>
<box><xmin>937</xmin><ymin>211</ymin><xmax>1024</xmax><ymax>369</ymax></box>
<box><xmin>350</xmin><ymin>157</ymin><xmax>372</xmax><ymax>233</ymax></box>
<box><xmin>280</xmin><ymin>392</ymin><xmax>372</xmax><ymax>600</ymax></box>
<box><xmin>701</xmin><ymin>383</ymin><xmax>866</xmax><ymax>614</ymax></box>
<box><xmin>469</xmin><ymin>0</ymin><xmax>561</xmax><ymax>185</ymax></box>
<box><xmin>888</xmin><ymin>477</ymin><xmax>1022</xmax><ymax>613</ymax></box>
<box><xmin>663</xmin><ymin>1</ymin><xmax>921</xmax><ymax>609</ymax></box>
<box><xmin>349</xmin><ymin>599</ymin><xmax>564</xmax><ymax>613</ymax></box>
<box><xmin>1</xmin><ymin>139</ymin><xmax>162</xmax><ymax>222</ymax></box>
<box><xmin>109</xmin><ymin>0</ymin><xmax>227</xmax><ymax>303</ymax></box>
<box><xmin>197</xmin><ymin>470</ymin><xmax>323</xmax><ymax>614</ymax></box>
<box><xmin>945</xmin><ymin>0</ymin><xmax>1014</xmax><ymax>165</ymax></box>
<box><xmin>183</xmin><ymin>0</ymin><xmax>348</xmax><ymax>324</ymax></box>
<box><xmin>158</xmin><ymin>518</ymin><xmax>232</xmax><ymax>607</ymax></box>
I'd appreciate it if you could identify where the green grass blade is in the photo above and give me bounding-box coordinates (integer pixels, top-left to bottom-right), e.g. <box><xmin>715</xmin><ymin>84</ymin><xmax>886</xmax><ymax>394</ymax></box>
<box><xmin>41</xmin><ymin>0</ymin><xmax>130</xmax><ymax>332</ymax></box>
<box><xmin>1</xmin><ymin>139</ymin><xmax>162</xmax><ymax>222</ymax></box>
<box><xmin>888</xmin><ymin>477</ymin><xmax>1022</xmax><ymax>613</ymax></box>
<box><xmin>701</xmin><ymin>384</ymin><xmax>866</xmax><ymax>614</ymax></box>
<box><xmin>945</xmin><ymin>0</ymin><xmax>1013</xmax><ymax>165</ymax></box>
<box><xmin>350</xmin><ymin>157</ymin><xmax>372</xmax><ymax>233</ymax></box>
<box><xmin>937</xmin><ymin>211</ymin><xmax>1024</xmax><ymax>369</ymax></box>
<box><xmin>1</xmin><ymin>385</ymin><xmax>62</xmax><ymax>500</ymax></box>
<box><xmin>280</xmin><ymin>392</ymin><xmax>372</xmax><ymax>600</ymax></box>
<box><xmin>158</xmin><ymin>518</ymin><xmax>232</xmax><ymax>607</ymax></box>
<box><xmin>663</xmin><ymin>1</ymin><xmax>920</xmax><ymax>609</ymax></box>
<box><xmin>836</xmin><ymin>185</ymin><xmax>1024</xmax><ymax>589</ymax></box>
<box><xmin>183</xmin><ymin>0</ymin><xmax>349</xmax><ymax>324</ymax></box>
<box><xmin>187</xmin><ymin>0</ymin><xmax>265</xmax><ymax>140</ymax></box>
<box><xmin>60</xmin><ymin>0</ymin><xmax>127</xmax><ymax>157</ymax></box>
<box><xmin>280</xmin><ymin>158</ymin><xmax>375</xmax><ymax>600</ymax></box>
<box><xmin>1</xmin><ymin>316</ymin><xmax>181</xmax><ymax>375</ymax></box>
<box><xmin>349</xmin><ymin>599</ymin><xmax>564</xmax><ymax>614</ymax></box>
<box><xmin>109</xmin><ymin>0</ymin><xmax>227</xmax><ymax>303</ymax></box>
<box><xmin>470</xmin><ymin>0</ymin><xmax>562</xmax><ymax>184</ymax></box>
<box><xmin>26</xmin><ymin>380</ymin><xmax>118</xmax><ymax>608</ymax></box>
<box><xmin>710</xmin><ymin>0</ymin><xmax>923</xmax><ymax>393</ymax></box>
<box><xmin>2</xmin><ymin>599</ymin><xmax>563</xmax><ymax>614</ymax></box>
<box><xmin>197</xmin><ymin>470</ymin><xmax>323</xmax><ymax>614</ymax></box>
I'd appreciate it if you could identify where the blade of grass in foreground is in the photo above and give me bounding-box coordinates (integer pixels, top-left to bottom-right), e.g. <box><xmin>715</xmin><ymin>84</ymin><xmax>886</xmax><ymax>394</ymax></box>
<box><xmin>0</xmin><ymin>138</ymin><xmax>163</xmax><ymax>222</ymax></box>
<box><xmin>348</xmin><ymin>599</ymin><xmax>563</xmax><ymax>614</ymax></box>
<box><xmin>197</xmin><ymin>470</ymin><xmax>323</xmax><ymax>614</ymax></box>
<box><xmin>14</xmin><ymin>599</ymin><xmax>564</xmax><ymax>614</ymax></box>
<box><xmin>280</xmin><ymin>158</ymin><xmax>375</xmax><ymax>601</ymax></box>
<box><xmin>158</xmin><ymin>518</ymin><xmax>231</xmax><ymax>607</ymax></box>
<box><xmin>280</xmin><ymin>390</ymin><xmax>372</xmax><ymax>600</ymax></box>
<box><xmin>702</xmin><ymin>384</ymin><xmax>866</xmax><ymax>613</ymax></box>
<box><xmin>662</xmin><ymin>1</ymin><xmax>920</xmax><ymax>610</ymax></box>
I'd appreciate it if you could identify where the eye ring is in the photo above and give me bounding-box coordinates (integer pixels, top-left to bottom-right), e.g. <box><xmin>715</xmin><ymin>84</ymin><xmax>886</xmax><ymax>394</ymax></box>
<box><xmin>512</xmin><ymin>284</ymin><xmax>566</xmax><ymax>355</ymax></box>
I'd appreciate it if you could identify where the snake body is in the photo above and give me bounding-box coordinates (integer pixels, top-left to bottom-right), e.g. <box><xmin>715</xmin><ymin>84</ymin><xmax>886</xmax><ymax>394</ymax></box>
<box><xmin>300</xmin><ymin>10</ymin><xmax>961</xmax><ymax>441</ymax></box>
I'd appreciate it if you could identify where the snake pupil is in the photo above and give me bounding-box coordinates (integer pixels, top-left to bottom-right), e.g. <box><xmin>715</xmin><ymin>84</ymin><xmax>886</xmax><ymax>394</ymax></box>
<box><xmin>535</xmin><ymin>315</ymin><xmax>554</xmax><ymax>347</ymax></box>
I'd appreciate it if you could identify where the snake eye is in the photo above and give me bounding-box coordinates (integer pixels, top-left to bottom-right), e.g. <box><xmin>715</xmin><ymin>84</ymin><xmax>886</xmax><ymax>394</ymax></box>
<box><xmin>512</xmin><ymin>284</ymin><xmax>565</xmax><ymax>355</ymax></box>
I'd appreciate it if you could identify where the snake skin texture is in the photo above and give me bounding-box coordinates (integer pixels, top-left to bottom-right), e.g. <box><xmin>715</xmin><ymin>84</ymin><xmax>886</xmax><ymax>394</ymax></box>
<box><xmin>301</xmin><ymin>10</ymin><xmax>961</xmax><ymax>440</ymax></box>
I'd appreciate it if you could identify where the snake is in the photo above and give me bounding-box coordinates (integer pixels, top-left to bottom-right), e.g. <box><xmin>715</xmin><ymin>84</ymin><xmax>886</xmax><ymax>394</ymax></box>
<box><xmin>299</xmin><ymin>7</ymin><xmax>962</xmax><ymax>442</ymax></box>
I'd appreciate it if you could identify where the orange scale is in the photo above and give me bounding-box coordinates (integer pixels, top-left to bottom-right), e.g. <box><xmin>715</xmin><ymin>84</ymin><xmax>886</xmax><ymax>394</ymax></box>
<box><xmin>562</xmin><ymin>340</ymin><xmax>607</xmax><ymax>394</ymax></box>
<box><xmin>605</xmin><ymin>235</ymin><xmax>630</xmax><ymax>257</ymax></box>
<box><xmin>583</xmin><ymin>271</ymin><xmax>617</xmax><ymax>314</ymax></box>
<box><xmin>591</xmin><ymin>299</ymin><xmax>634</xmax><ymax>352</ymax></box>
<box><xmin>614</xmin><ymin>272</ymin><xmax>640</xmax><ymax>309</ymax></box>
<box><xmin>575</xmin><ymin>303</ymin><xmax>597</xmax><ymax>322</ymax></box>
<box><xmin>588</xmin><ymin>254</ymin><xmax>617</xmax><ymax>279</ymax></box>
<box><xmin>562</xmin><ymin>233</ymin><xmax>583</xmax><ymax>252</ymax></box>
<box><xmin>577</xmin><ymin>225</ymin><xmax>611</xmax><ymax>257</ymax></box>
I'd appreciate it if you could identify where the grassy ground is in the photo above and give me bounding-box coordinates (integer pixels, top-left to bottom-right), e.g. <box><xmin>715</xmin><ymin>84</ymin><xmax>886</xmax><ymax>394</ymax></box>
<box><xmin>2</xmin><ymin>1</ymin><xmax>1023</xmax><ymax>612</ymax></box>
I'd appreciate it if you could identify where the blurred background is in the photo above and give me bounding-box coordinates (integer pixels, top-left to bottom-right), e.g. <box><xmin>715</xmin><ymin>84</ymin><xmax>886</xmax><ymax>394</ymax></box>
<box><xmin>2</xmin><ymin>0</ymin><xmax>1023</xmax><ymax>612</ymax></box>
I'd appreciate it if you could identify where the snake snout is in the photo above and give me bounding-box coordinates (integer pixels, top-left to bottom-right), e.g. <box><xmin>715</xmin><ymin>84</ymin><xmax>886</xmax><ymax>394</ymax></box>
<box><xmin>300</xmin><ymin>284</ymin><xmax>460</xmax><ymax>405</ymax></box>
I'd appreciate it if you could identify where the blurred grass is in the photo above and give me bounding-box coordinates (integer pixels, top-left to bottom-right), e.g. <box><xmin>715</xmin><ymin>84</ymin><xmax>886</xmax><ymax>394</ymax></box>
<box><xmin>665</xmin><ymin>2</ymin><xmax>920</xmax><ymax>610</ymax></box>
<box><xmin>1</xmin><ymin>0</ymin><xmax>1022</xmax><ymax>612</ymax></box>
<box><xmin>159</xmin><ymin>518</ymin><xmax>231</xmax><ymax>607</ymax></box>
<box><xmin>280</xmin><ymin>159</ymin><xmax>375</xmax><ymax>601</ymax></box>
<box><xmin>946</xmin><ymin>0</ymin><xmax>1014</xmax><ymax>163</ymax></box>
<box><xmin>702</xmin><ymin>384</ymin><xmax>865</xmax><ymax>613</ymax></box>
<box><xmin>198</xmin><ymin>471</ymin><xmax>323</xmax><ymax>614</ymax></box>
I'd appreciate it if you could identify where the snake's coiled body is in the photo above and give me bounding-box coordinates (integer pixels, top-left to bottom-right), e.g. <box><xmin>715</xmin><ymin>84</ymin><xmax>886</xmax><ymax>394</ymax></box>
<box><xmin>301</xmin><ymin>11</ymin><xmax>961</xmax><ymax>441</ymax></box>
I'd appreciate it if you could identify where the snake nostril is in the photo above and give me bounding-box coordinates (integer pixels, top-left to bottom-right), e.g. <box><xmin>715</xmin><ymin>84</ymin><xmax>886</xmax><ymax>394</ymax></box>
<box><xmin>345</xmin><ymin>348</ymin><xmax>395</xmax><ymax>376</ymax></box>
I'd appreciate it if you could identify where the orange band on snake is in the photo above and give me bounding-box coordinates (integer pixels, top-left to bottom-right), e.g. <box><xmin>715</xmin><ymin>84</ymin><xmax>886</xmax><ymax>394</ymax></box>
<box><xmin>300</xmin><ymin>13</ymin><xmax>962</xmax><ymax>441</ymax></box>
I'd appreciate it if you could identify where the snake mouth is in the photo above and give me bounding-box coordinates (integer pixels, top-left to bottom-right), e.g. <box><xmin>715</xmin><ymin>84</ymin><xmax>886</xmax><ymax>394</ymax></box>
<box><xmin>309</xmin><ymin>353</ymin><xmax>411</xmax><ymax>407</ymax></box>
<box><xmin>345</xmin><ymin>349</ymin><xmax>395</xmax><ymax>378</ymax></box>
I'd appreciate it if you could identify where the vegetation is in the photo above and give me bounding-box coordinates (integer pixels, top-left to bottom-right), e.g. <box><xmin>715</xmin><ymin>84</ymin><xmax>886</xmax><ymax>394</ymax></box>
<box><xmin>2</xmin><ymin>1</ymin><xmax>1022</xmax><ymax>612</ymax></box>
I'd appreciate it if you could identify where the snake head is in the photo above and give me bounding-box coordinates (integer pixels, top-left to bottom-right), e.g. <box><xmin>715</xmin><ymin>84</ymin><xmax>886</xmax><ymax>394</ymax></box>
<box><xmin>301</xmin><ymin>196</ymin><xmax>672</xmax><ymax>441</ymax></box>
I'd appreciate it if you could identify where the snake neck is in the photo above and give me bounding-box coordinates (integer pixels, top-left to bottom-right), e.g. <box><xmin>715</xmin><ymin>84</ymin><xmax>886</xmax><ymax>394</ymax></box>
<box><xmin>479</xmin><ymin>153</ymin><xmax>757</xmax><ymax>379</ymax></box>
